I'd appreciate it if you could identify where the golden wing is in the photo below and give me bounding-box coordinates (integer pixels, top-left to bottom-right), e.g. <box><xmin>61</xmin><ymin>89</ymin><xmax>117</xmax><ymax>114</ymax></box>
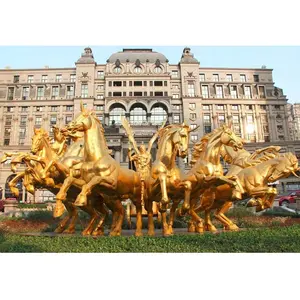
<box><xmin>148</xmin><ymin>119</ymin><xmax>167</xmax><ymax>151</ymax></box>
<box><xmin>121</xmin><ymin>117</ymin><xmax>139</xmax><ymax>154</ymax></box>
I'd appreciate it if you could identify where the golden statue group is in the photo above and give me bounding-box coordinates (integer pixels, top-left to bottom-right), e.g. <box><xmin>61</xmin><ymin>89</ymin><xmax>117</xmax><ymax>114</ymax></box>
<box><xmin>1</xmin><ymin>103</ymin><xmax>300</xmax><ymax>236</ymax></box>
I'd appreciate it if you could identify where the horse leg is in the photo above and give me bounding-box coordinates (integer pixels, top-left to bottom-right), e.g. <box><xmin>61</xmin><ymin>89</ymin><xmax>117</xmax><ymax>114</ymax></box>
<box><xmin>214</xmin><ymin>202</ymin><xmax>239</xmax><ymax>231</ymax></box>
<box><xmin>204</xmin><ymin>209</ymin><xmax>217</xmax><ymax>232</ymax></box>
<box><xmin>92</xmin><ymin>201</ymin><xmax>109</xmax><ymax>236</ymax></box>
<box><xmin>134</xmin><ymin>199</ymin><xmax>143</xmax><ymax>237</ymax></box>
<box><xmin>160</xmin><ymin>208</ymin><xmax>172</xmax><ymax>236</ymax></box>
<box><xmin>110</xmin><ymin>200</ymin><xmax>124</xmax><ymax>236</ymax></box>
<box><xmin>168</xmin><ymin>200</ymin><xmax>181</xmax><ymax>234</ymax></box>
<box><xmin>145</xmin><ymin>200</ymin><xmax>155</xmax><ymax>236</ymax></box>
<box><xmin>40</xmin><ymin>160</ymin><xmax>54</xmax><ymax>179</ymax></box>
<box><xmin>54</xmin><ymin>202</ymin><xmax>72</xmax><ymax>233</ymax></box>
<box><xmin>158</xmin><ymin>173</ymin><xmax>169</xmax><ymax>209</ymax></box>
<box><xmin>80</xmin><ymin>204</ymin><xmax>99</xmax><ymax>236</ymax></box>
<box><xmin>62</xmin><ymin>202</ymin><xmax>78</xmax><ymax>234</ymax></box>
<box><xmin>8</xmin><ymin>171</ymin><xmax>25</xmax><ymax>197</ymax></box>
<box><xmin>75</xmin><ymin>176</ymin><xmax>114</xmax><ymax>207</ymax></box>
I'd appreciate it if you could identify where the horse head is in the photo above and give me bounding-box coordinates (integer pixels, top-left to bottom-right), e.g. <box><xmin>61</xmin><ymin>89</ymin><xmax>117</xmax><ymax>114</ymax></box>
<box><xmin>219</xmin><ymin>124</ymin><xmax>244</xmax><ymax>151</ymax></box>
<box><xmin>31</xmin><ymin>128</ymin><xmax>50</xmax><ymax>154</ymax></box>
<box><xmin>268</xmin><ymin>152</ymin><xmax>300</xmax><ymax>182</ymax></box>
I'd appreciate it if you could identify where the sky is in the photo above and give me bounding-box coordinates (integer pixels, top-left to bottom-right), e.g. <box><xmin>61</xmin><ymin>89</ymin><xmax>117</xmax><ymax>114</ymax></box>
<box><xmin>0</xmin><ymin>46</ymin><xmax>299</xmax><ymax>103</ymax></box>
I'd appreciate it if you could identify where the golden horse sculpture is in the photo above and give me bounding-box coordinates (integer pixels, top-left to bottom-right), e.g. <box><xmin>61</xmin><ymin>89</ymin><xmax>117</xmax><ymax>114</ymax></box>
<box><xmin>192</xmin><ymin>145</ymin><xmax>300</xmax><ymax>232</ymax></box>
<box><xmin>122</xmin><ymin>117</ymin><xmax>193</xmax><ymax>236</ymax></box>
<box><xmin>169</xmin><ymin>125</ymin><xmax>245</xmax><ymax>234</ymax></box>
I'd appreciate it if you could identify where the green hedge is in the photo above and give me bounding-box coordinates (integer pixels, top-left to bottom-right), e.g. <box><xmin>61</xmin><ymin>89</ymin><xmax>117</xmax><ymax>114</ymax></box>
<box><xmin>1</xmin><ymin>225</ymin><xmax>300</xmax><ymax>252</ymax></box>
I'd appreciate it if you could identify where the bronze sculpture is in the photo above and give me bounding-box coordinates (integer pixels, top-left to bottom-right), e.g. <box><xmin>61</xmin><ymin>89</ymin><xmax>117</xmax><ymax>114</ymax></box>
<box><xmin>1</xmin><ymin>104</ymin><xmax>300</xmax><ymax>237</ymax></box>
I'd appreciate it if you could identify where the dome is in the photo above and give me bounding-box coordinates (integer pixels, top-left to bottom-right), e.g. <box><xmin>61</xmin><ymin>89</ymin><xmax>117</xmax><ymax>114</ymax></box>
<box><xmin>108</xmin><ymin>49</ymin><xmax>168</xmax><ymax>64</ymax></box>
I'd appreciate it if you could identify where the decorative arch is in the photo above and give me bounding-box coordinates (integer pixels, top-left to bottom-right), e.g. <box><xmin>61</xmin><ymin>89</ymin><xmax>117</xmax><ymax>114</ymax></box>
<box><xmin>128</xmin><ymin>100</ymin><xmax>149</xmax><ymax>112</ymax></box>
<box><xmin>105</xmin><ymin>100</ymin><xmax>128</xmax><ymax>114</ymax></box>
<box><xmin>150</xmin><ymin>102</ymin><xmax>168</xmax><ymax>125</ymax></box>
<box><xmin>129</xmin><ymin>103</ymin><xmax>148</xmax><ymax>125</ymax></box>
<box><xmin>149</xmin><ymin>99</ymin><xmax>171</xmax><ymax>113</ymax></box>
<box><xmin>109</xmin><ymin>103</ymin><xmax>126</xmax><ymax>125</ymax></box>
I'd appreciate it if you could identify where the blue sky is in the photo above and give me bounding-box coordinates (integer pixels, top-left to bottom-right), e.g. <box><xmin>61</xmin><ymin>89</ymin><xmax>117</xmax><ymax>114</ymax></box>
<box><xmin>0</xmin><ymin>46</ymin><xmax>299</xmax><ymax>103</ymax></box>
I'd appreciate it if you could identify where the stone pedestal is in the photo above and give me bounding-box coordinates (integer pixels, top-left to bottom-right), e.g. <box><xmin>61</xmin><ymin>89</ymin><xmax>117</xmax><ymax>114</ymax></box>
<box><xmin>3</xmin><ymin>199</ymin><xmax>18</xmax><ymax>213</ymax></box>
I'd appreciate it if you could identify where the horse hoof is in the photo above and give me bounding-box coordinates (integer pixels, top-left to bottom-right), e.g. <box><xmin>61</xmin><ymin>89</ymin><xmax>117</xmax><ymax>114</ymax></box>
<box><xmin>195</xmin><ymin>225</ymin><xmax>204</xmax><ymax>234</ymax></box>
<box><xmin>225</xmin><ymin>224</ymin><xmax>239</xmax><ymax>231</ymax></box>
<box><xmin>134</xmin><ymin>231</ymin><xmax>143</xmax><ymax>237</ymax></box>
<box><xmin>148</xmin><ymin>230</ymin><xmax>155</xmax><ymax>237</ymax></box>
<box><xmin>110</xmin><ymin>231</ymin><xmax>121</xmax><ymax>237</ymax></box>
<box><xmin>53</xmin><ymin>202</ymin><xmax>65</xmax><ymax>218</ymax></box>
<box><xmin>92</xmin><ymin>230</ymin><xmax>104</xmax><ymax>237</ymax></box>
<box><xmin>63</xmin><ymin>228</ymin><xmax>75</xmax><ymax>234</ymax></box>
<box><xmin>204</xmin><ymin>225</ymin><xmax>217</xmax><ymax>232</ymax></box>
<box><xmin>54</xmin><ymin>227</ymin><xmax>65</xmax><ymax>234</ymax></box>
<box><xmin>75</xmin><ymin>195</ymin><xmax>87</xmax><ymax>207</ymax></box>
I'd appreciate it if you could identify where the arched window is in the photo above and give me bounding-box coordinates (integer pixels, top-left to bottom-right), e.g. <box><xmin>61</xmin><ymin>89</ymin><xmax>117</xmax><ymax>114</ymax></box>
<box><xmin>114</xmin><ymin>67</ymin><xmax>121</xmax><ymax>74</ymax></box>
<box><xmin>130</xmin><ymin>104</ymin><xmax>147</xmax><ymax>125</ymax></box>
<box><xmin>154</xmin><ymin>67</ymin><xmax>162</xmax><ymax>73</ymax></box>
<box><xmin>150</xmin><ymin>103</ymin><xmax>168</xmax><ymax>125</ymax></box>
<box><xmin>134</xmin><ymin>67</ymin><xmax>142</xmax><ymax>74</ymax></box>
<box><xmin>109</xmin><ymin>104</ymin><xmax>126</xmax><ymax>125</ymax></box>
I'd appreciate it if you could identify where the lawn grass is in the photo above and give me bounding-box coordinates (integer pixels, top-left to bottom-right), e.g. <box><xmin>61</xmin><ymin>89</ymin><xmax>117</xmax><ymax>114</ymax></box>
<box><xmin>1</xmin><ymin>225</ymin><xmax>300</xmax><ymax>253</ymax></box>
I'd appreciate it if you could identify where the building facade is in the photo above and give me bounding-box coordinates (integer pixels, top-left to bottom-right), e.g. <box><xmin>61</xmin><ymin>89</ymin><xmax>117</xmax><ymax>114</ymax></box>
<box><xmin>0</xmin><ymin>47</ymin><xmax>300</xmax><ymax>201</ymax></box>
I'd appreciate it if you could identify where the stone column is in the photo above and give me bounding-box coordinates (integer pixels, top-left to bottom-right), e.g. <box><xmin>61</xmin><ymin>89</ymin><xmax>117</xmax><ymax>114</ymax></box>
<box><xmin>283</xmin><ymin>115</ymin><xmax>290</xmax><ymax>141</ymax></box>
<box><xmin>27</xmin><ymin>117</ymin><xmax>34</xmax><ymax>144</ymax></box>
<box><xmin>212</xmin><ymin>115</ymin><xmax>218</xmax><ymax>129</ymax></box>
<box><xmin>147</xmin><ymin>113</ymin><xmax>152</xmax><ymax>124</ymax></box>
<box><xmin>104</xmin><ymin>113</ymin><xmax>109</xmax><ymax>126</ymax></box>
<box><xmin>254</xmin><ymin>113</ymin><xmax>262</xmax><ymax>142</ymax></box>
<box><xmin>168</xmin><ymin>113</ymin><xmax>173</xmax><ymax>124</ymax></box>
<box><xmin>241</xmin><ymin>114</ymin><xmax>247</xmax><ymax>140</ymax></box>
<box><xmin>269</xmin><ymin>115</ymin><xmax>277</xmax><ymax>141</ymax></box>
<box><xmin>114</xmin><ymin>146</ymin><xmax>121</xmax><ymax>163</ymax></box>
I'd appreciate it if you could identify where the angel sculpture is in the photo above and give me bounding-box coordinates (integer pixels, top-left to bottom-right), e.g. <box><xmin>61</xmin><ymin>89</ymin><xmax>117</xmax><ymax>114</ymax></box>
<box><xmin>122</xmin><ymin>118</ymin><xmax>166</xmax><ymax>204</ymax></box>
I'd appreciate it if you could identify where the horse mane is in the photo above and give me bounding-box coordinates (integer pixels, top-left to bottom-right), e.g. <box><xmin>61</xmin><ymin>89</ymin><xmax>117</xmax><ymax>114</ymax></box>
<box><xmin>191</xmin><ymin>126</ymin><xmax>226</xmax><ymax>162</ymax></box>
<box><xmin>157</xmin><ymin>124</ymin><xmax>186</xmax><ymax>149</ymax></box>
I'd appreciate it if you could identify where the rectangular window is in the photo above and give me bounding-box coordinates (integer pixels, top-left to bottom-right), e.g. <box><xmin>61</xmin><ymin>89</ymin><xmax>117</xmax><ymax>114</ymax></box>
<box><xmin>231</xmin><ymin>105</ymin><xmax>238</xmax><ymax>110</ymax></box>
<box><xmin>134</xmin><ymin>81</ymin><xmax>142</xmax><ymax>86</ymax></box>
<box><xmin>123</xmin><ymin>81</ymin><xmax>127</xmax><ymax>87</ymax></box>
<box><xmin>65</xmin><ymin>115</ymin><xmax>73</xmax><ymax>125</ymax></box>
<box><xmin>42</xmin><ymin>75</ymin><xmax>48</xmax><ymax>83</ymax></box>
<box><xmin>129</xmin><ymin>81</ymin><xmax>132</xmax><ymax>87</ymax></box>
<box><xmin>253</xmin><ymin>75</ymin><xmax>259</xmax><ymax>82</ymax></box>
<box><xmin>67</xmin><ymin>86</ymin><xmax>74</xmax><ymax>98</ymax></box>
<box><xmin>70</xmin><ymin>74</ymin><xmax>76</xmax><ymax>82</ymax></box>
<box><xmin>37</xmin><ymin>86</ymin><xmax>44</xmax><ymax>100</ymax></box>
<box><xmin>173</xmin><ymin>115</ymin><xmax>180</xmax><ymax>124</ymax></box>
<box><xmin>13</xmin><ymin>75</ymin><xmax>20</xmax><ymax>83</ymax></box>
<box><xmin>199</xmin><ymin>74</ymin><xmax>205</xmax><ymax>81</ymax></box>
<box><xmin>226</xmin><ymin>74</ymin><xmax>233</xmax><ymax>82</ymax></box>
<box><xmin>6</xmin><ymin>106</ymin><xmax>14</xmax><ymax>112</ymax></box>
<box><xmin>244</xmin><ymin>86</ymin><xmax>251</xmax><ymax>99</ymax></box>
<box><xmin>204</xmin><ymin>125</ymin><xmax>212</xmax><ymax>134</ymax></box>
<box><xmin>123</xmin><ymin>92</ymin><xmax>127</xmax><ymax>97</ymax></box>
<box><xmin>66</xmin><ymin>105</ymin><xmax>73</xmax><ymax>111</ymax></box>
<box><xmin>113</xmin><ymin>92</ymin><xmax>122</xmax><ymax>97</ymax></box>
<box><xmin>173</xmin><ymin>94</ymin><xmax>179</xmax><ymax>99</ymax></box>
<box><xmin>164</xmin><ymin>81</ymin><xmax>167</xmax><ymax>86</ymax></box>
<box><xmin>154</xmin><ymin>92</ymin><xmax>163</xmax><ymax>96</ymax></box>
<box><xmin>201</xmin><ymin>85</ymin><xmax>209</xmax><ymax>98</ymax></box>
<box><xmin>216</xmin><ymin>85</ymin><xmax>223</xmax><ymax>98</ymax></box>
<box><xmin>35</xmin><ymin>116</ymin><xmax>42</xmax><ymax>125</ymax></box>
<box><xmin>56</xmin><ymin>74</ymin><xmax>62</xmax><ymax>82</ymax></box>
<box><xmin>212</xmin><ymin>74</ymin><xmax>219</xmax><ymax>82</ymax></box>
<box><xmin>52</xmin><ymin>86</ymin><xmax>59</xmax><ymax>99</ymax></box>
<box><xmin>190</xmin><ymin>124</ymin><xmax>197</xmax><ymax>130</ymax></box>
<box><xmin>97</xmin><ymin>71</ymin><xmax>104</xmax><ymax>79</ymax></box>
<box><xmin>203</xmin><ymin>105</ymin><xmax>210</xmax><ymax>110</ymax></box>
<box><xmin>95</xmin><ymin>105</ymin><xmax>103</xmax><ymax>111</ymax></box>
<box><xmin>28</xmin><ymin>75</ymin><xmax>34</xmax><ymax>83</ymax></box>
<box><xmin>8</xmin><ymin>87</ymin><xmax>14</xmax><ymax>100</ymax></box>
<box><xmin>5</xmin><ymin>116</ymin><xmax>12</xmax><ymax>126</ymax></box>
<box><xmin>144</xmin><ymin>91</ymin><xmax>147</xmax><ymax>96</ymax></box>
<box><xmin>191</xmin><ymin>134</ymin><xmax>198</xmax><ymax>142</ymax></box>
<box><xmin>189</xmin><ymin>103</ymin><xmax>196</xmax><ymax>110</ymax></box>
<box><xmin>246</xmin><ymin>105</ymin><xmax>253</xmax><ymax>110</ymax></box>
<box><xmin>150</xmin><ymin>92</ymin><xmax>153</xmax><ymax>96</ymax></box>
<box><xmin>218</xmin><ymin>114</ymin><xmax>225</xmax><ymax>124</ymax></box>
<box><xmin>230</xmin><ymin>85</ymin><xmax>238</xmax><ymax>99</ymax></box>
<box><xmin>203</xmin><ymin>114</ymin><xmax>211</xmax><ymax>123</ymax></box>
<box><xmin>134</xmin><ymin>92</ymin><xmax>142</xmax><ymax>96</ymax></box>
<box><xmin>109</xmin><ymin>81</ymin><xmax>112</xmax><ymax>87</ymax></box>
<box><xmin>150</xmin><ymin>81</ymin><xmax>153</xmax><ymax>87</ymax></box>
<box><xmin>22</xmin><ymin>87</ymin><xmax>29</xmax><ymax>100</ymax></box>
<box><xmin>188</xmin><ymin>82</ymin><xmax>195</xmax><ymax>97</ymax></box>
<box><xmin>81</xmin><ymin>84</ymin><xmax>88</xmax><ymax>98</ymax></box>
<box><xmin>50</xmin><ymin>106</ymin><xmax>57</xmax><ymax>112</ymax></box>
<box><xmin>154</xmin><ymin>81</ymin><xmax>163</xmax><ymax>86</ymax></box>
<box><xmin>217</xmin><ymin>104</ymin><xmax>224</xmax><ymax>110</ymax></box>
<box><xmin>232</xmin><ymin>115</ymin><xmax>239</xmax><ymax>124</ymax></box>
<box><xmin>50</xmin><ymin>115</ymin><xmax>57</xmax><ymax>125</ymax></box>
<box><xmin>143</xmin><ymin>81</ymin><xmax>147</xmax><ymax>86</ymax></box>
<box><xmin>240</xmin><ymin>74</ymin><xmax>246</xmax><ymax>82</ymax></box>
<box><xmin>173</xmin><ymin>105</ymin><xmax>180</xmax><ymax>110</ymax></box>
<box><xmin>164</xmin><ymin>91</ymin><xmax>168</xmax><ymax>97</ymax></box>
<box><xmin>260</xmin><ymin>105</ymin><xmax>266</xmax><ymax>110</ymax></box>
<box><xmin>258</xmin><ymin>86</ymin><xmax>266</xmax><ymax>98</ymax></box>
<box><xmin>20</xmin><ymin>116</ymin><xmax>27</xmax><ymax>126</ymax></box>
<box><xmin>113</xmin><ymin>81</ymin><xmax>122</xmax><ymax>87</ymax></box>
<box><xmin>172</xmin><ymin>70</ymin><xmax>178</xmax><ymax>78</ymax></box>
<box><xmin>36</xmin><ymin>106</ymin><xmax>43</xmax><ymax>112</ymax></box>
<box><xmin>21</xmin><ymin>106</ymin><xmax>28</xmax><ymax>112</ymax></box>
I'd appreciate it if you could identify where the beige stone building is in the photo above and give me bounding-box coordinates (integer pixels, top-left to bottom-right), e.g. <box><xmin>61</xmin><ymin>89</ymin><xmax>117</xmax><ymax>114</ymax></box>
<box><xmin>0</xmin><ymin>47</ymin><xmax>299</xmax><ymax>202</ymax></box>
